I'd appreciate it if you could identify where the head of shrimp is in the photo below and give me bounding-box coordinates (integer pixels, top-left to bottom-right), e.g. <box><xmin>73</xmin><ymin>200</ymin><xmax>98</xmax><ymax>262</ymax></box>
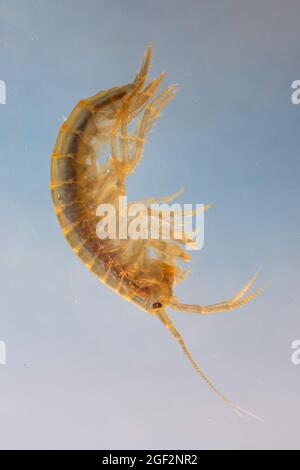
<box><xmin>144</xmin><ymin>281</ymin><xmax>173</xmax><ymax>314</ymax></box>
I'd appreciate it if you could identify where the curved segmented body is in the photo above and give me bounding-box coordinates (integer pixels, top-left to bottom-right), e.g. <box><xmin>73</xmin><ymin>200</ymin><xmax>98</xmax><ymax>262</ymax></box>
<box><xmin>50</xmin><ymin>46</ymin><xmax>262</xmax><ymax>418</ymax></box>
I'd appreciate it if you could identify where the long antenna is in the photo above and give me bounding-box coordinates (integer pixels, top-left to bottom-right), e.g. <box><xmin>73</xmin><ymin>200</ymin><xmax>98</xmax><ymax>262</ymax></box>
<box><xmin>155</xmin><ymin>310</ymin><xmax>262</xmax><ymax>421</ymax></box>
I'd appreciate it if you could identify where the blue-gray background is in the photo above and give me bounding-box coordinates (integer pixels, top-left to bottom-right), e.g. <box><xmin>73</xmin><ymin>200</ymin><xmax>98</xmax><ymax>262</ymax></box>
<box><xmin>0</xmin><ymin>0</ymin><xmax>299</xmax><ymax>450</ymax></box>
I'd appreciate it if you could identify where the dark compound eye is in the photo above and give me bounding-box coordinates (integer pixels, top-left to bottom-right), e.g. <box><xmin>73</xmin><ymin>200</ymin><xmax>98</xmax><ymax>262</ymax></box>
<box><xmin>152</xmin><ymin>302</ymin><xmax>163</xmax><ymax>309</ymax></box>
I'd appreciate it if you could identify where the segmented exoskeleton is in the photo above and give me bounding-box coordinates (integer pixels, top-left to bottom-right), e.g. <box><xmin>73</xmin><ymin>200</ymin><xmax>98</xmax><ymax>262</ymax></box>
<box><xmin>50</xmin><ymin>46</ymin><xmax>262</xmax><ymax>418</ymax></box>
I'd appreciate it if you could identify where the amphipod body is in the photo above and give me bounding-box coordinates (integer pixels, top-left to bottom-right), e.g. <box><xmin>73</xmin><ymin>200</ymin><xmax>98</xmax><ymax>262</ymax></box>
<box><xmin>50</xmin><ymin>46</ymin><xmax>261</xmax><ymax>417</ymax></box>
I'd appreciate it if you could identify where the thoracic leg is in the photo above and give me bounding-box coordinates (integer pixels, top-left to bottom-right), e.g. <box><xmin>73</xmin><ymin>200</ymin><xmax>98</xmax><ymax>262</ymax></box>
<box><xmin>123</xmin><ymin>84</ymin><xmax>178</xmax><ymax>176</ymax></box>
<box><xmin>108</xmin><ymin>78</ymin><xmax>168</xmax><ymax>179</ymax></box>
<box><xmin>107</xmin><ymin>44</ymin><xmax>178</xmax><ymax>180</ymax></box>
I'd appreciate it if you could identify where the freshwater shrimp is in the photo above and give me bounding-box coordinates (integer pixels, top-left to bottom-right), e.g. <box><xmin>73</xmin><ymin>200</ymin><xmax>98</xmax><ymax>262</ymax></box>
<box><xmin>50</xmin><ymin>45</ymin><xmax>262</xmax><ymax>418</ymax></box>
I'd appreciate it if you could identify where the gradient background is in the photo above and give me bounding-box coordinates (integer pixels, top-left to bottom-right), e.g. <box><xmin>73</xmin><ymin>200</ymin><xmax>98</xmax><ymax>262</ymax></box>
<box><xmin>0</xmin><ymin>0</ymin><xmax>299</xmax><ymax>450</ymax></box>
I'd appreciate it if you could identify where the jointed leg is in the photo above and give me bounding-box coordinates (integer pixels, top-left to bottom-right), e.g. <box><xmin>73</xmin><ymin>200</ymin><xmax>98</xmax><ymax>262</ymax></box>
<box><xmin>169</xmin><ymin>272</ymin><xmax>263</xmax><ymax>314</ymax></box>
<box><xmin>125</xmin><ymin>84</ymin><xmax>178</xmax><ymax>175</ymax></box>
<box><xmin>108</xmin><ymin>77</ymin><xmax>167</xmax><ymax>179</ymax></box>
<box><xmin>129</xmin><ymin>187</ymin><xmax>184</xmax><ymax>206</ymax></box>
<box><xmin>107</xmin><ymin>44</ymin><xmax>177</xmax><ymax>180</ymax></box>
<box><xmin>119</xmin><ymin>102</ymin><xmax>130</xmax><ymax>167</ymax></box>
<box><xmin>128</xmin><ymin>73</ymin><xmax>165</xmax><ymax>122</ymax></box>
<box><xmin>133</xmin><ymin>43</ymin><xmax>153</xmax><ymax>92</ymax></box>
